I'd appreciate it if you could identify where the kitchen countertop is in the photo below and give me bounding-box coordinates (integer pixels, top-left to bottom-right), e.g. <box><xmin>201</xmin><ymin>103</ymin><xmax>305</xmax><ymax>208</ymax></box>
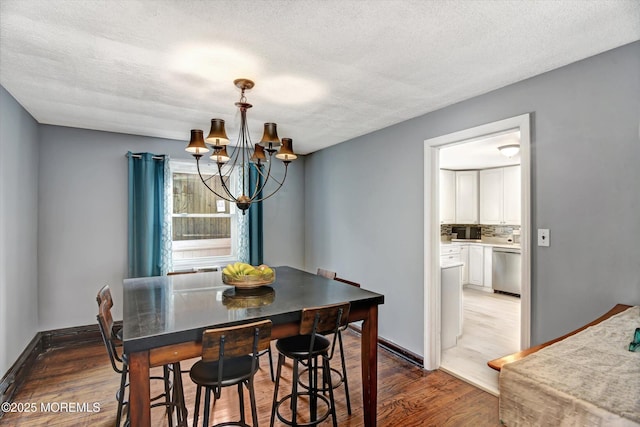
<box><xmin>441</xmin><ymin>239</ymin><xmax>521</xmax><ymax>250</ymax></box>
<box><xmin>440</xmin><ymin>260</ymin><xmax>464</xmax><ymax>269</ymax></box>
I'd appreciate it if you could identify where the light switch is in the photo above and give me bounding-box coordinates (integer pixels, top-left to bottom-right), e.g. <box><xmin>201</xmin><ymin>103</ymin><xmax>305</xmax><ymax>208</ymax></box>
<box><xmin>538</xmin><ymin>229</ymin><xmax>550</xmax><ymax>247</ymax></box>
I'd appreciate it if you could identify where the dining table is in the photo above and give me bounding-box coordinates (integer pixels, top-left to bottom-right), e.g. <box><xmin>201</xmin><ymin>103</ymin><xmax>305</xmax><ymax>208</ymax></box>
<box><xmin>122</xmin><ymin>266</ymin><xmax>385</xmax><ymax>426</ymax></box>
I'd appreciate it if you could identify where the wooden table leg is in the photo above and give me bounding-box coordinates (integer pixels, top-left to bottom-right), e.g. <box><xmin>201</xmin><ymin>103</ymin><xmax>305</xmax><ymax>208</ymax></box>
<box><xmin>361</xmin><ymin>305</ymin><xmax>378</xmax><ymax>427</ymax></box>
<box><xmin>128</xmin><ymin>350</ymin><xmax>151</xmax><ymax>427</ymax></box>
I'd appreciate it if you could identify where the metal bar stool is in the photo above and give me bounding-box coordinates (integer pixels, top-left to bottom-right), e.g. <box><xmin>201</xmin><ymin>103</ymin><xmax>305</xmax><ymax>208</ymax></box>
<box><xmin>96</xmin><ymin>285</ymin><xmax>188</xmax><ymax>427</ymax></box>
<box><xmin>300</xmin><ymin>272</ymin><xmax>357</xmax><ymax>415</ymax></box>
<box><xmin>270</xmin><ymin>302</ymin><xmax>350</xmax><ymax>427</ymax></box>
<box><xmin>189</xmin><ymin>319</ymin><xmax>273</xmax><ymax>427</ymax></box>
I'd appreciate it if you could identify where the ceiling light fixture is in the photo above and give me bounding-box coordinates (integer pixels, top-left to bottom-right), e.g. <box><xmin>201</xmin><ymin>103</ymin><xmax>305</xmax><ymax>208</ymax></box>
<box><xmin>185</xmin><ymin>78</ymin><xmax>297</xmax><ymax>214</ymax></box>
<box><xmin>498</xmin><ymin>144</ymin><xmax>520</xmax><ymax>158</ymax></box>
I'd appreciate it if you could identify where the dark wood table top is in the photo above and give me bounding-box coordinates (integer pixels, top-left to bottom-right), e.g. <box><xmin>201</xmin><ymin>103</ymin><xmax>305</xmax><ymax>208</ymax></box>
<box><xmin>123</xmin><ymin>266</ymin><xmax>384</xmax><ymax>354</ymax></box>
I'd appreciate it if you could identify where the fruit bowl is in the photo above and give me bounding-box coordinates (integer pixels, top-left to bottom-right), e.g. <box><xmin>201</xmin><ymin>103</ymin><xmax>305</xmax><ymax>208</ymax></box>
<box><xmin>222</xmin><ymin>272</ymin><xmax>275</xmax><ymax>288</ymax></box>
<box><xmin>222</xmin><ymin>263</ymin><xmax>275</xmax><ymax>289</ymax></box>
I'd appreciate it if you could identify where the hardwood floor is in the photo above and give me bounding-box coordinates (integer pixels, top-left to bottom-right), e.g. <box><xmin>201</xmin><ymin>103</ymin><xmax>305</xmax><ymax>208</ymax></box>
<box><xmin>440</xmin><ymin>287</ymin><xmax>520</xmax><ymax>395</ymax></box>
<box><xmin>2</xmin><ymin>330</ymin><xmax>501</xmax><ymax>426</ymax></box>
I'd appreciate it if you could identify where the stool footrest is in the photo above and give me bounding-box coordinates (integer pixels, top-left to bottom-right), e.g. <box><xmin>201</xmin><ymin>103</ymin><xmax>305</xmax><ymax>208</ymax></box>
<box><xmin>274</xmin><ymin>392</ymin><xmax>332</xmax><ymax>427</ymax></box>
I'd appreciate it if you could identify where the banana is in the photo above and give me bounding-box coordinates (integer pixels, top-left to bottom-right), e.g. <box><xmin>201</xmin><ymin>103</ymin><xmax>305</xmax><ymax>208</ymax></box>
<box><xmin>223</xmin><ymin>262</ymin><xmax>273</xmax><ymax>281</ymax></box>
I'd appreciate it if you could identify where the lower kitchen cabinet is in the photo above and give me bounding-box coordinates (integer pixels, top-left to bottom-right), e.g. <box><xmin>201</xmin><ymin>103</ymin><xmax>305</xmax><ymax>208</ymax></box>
<box><xmin>440</xmin><ymin>244</ymin><xmax>461</xmax><ymax>265</ymax></box>
<box><xmin>483</xmin><ymin>246</ymin><xmax>493</xmax><ymax>289</ymax></box>
<box><xmin>459</xmin><ymin>245</ymin><xmax>469</xmax><ymax>284</ymax></box>
<box><xmin>468</xmin><ymin>245</ymin><xmax>484</xmax><ymax>286</ymax></box>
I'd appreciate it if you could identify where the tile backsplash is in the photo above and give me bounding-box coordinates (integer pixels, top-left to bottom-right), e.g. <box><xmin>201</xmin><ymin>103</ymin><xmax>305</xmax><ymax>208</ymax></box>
<box><xmin>440</xmin><ymin>224</ymin><xmax>521</xmax><ymax>239</ymax></box>
<box><xmin>481</xmin><ymin>224</ymin><xmax>521</xmax><ymax>238</ymax></box>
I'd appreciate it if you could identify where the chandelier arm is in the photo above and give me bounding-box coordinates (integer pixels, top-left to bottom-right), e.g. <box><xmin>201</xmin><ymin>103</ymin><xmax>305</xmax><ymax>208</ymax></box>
<box><xmin>216</xmin><ymin>162</ymin><xmax>238</xmax><ymax>200</ymax></box>
<box><xmin>249</xmin><ymin>155</ymin><xmax>275</xmax><ymax>200</ymax></box>
<box><xmin>249</xmin><ymin>165</ymin><xmax>264</xmax><ymax>201</ymax></box>
<box><xmin>255</xmin><ymin>164</ymin><xmax>285</xmax><ymax>187</ymax></box>
<box><xmin>251</xmin><ymin>163</ymin><xmax>289</xmax><ymax>204</ymax></box>
<box><xmin>195</xmin><ymin>158</ymin><xmax>234</xmax><ymax>202</ymax></box>
<box><xmin>254</xmin><ymin>154</ymin><xmax>275</xmax><ymax>181</ymax></box>
<box><xmin>253</xmin><ymin>148</ymin><xmax>290</xmax><ymax>191</ymax></box>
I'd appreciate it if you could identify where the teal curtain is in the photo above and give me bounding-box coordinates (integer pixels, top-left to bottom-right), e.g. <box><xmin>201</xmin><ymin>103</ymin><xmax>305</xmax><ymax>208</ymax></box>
<box><xmin>248</xmin><ymin>164</ymin><xmax>264</xmax><ymax>265</ymax></box>
<box><xmin>127</xmin><ymin>152</ymin><xmax>170</xmax><ymax>277</ymax></box>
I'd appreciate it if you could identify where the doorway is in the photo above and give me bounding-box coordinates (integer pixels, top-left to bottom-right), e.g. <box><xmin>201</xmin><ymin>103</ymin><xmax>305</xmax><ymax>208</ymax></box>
<box><xmin>439</xmin><ymin>132</ymin><xmax>522</xmax><ymax>394</ymax></box>
<box><xmin>422</xmin><ymin>114</ymin><xmax>531</xmax><ymax>394</ymax></box>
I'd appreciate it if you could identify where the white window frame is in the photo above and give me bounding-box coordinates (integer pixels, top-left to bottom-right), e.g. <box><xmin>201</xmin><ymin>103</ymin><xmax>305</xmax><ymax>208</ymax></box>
<box><xmin>169</xmin><ymin>159</ymin><xmax>240</xmax><ymax>270</ymax></box>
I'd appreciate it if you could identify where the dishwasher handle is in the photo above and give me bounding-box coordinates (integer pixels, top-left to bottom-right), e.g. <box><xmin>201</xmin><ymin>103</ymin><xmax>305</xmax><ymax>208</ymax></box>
<box><xmin>492</xmin><ymin>247</ymin><xmax>521</xmax><ymax>254</ymax></box>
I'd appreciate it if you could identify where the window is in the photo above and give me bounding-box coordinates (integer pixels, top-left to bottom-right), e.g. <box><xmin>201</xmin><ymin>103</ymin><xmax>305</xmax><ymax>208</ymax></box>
<box><xmin>170</xmin><ymin>160</ymin><xmax>242</xmax><ymax>270</ymax></box>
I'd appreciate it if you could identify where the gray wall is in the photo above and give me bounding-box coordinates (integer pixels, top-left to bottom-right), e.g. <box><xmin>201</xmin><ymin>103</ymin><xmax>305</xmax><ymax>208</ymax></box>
<box><xmin>263</xmin><ymin>158</ymin><xmax>306</xmax><ymax>269</ymax></box>
<box><xmin>305</xmin><ymin>41</ymin><xmax>640</xmax><ymax>355</ymax></box>
<box><xmin>36</xmin><ymin>125</ymin><xmax>305</xmax><ymax>329</ymax></box>
<box><xmin>0</xmin><ymin>86</ymin><xmax>39</xmax><ymax>374</ymax></box>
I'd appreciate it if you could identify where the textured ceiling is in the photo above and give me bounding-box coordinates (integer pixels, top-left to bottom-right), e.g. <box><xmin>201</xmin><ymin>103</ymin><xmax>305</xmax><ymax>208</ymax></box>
<box><xmin>1</xmin><ymin>1</ymin><xmax>639</xmax><ymax>155</ymax></box>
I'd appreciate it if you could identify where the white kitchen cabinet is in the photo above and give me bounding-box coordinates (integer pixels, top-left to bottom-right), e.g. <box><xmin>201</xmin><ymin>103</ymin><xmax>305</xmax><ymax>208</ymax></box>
<box><xmin>479</xmin><ymin>166</ymin><xmax>521</xmax><ymax>225</ymax></box>
<box><xmin>455</xmin><ymin>171</ymin><xmax>478</xmax><ymax>224</ymax></box>
<box><xmin>459</xmin><ymin>244</ymin><xmax>469</xmax><ymax>284</ymax></box>
<box><xmin>468</xmin><ymin>244</ymin><xmax>484</xmax><ymax>286</ymax></box>
<box><xmin>440</xmin><ymin>244</ymin><xmax>461</xmax><ymax>265</ymax></box>
<box><xmin>479</xmin><ymin>168</ymin><xmax>503</xmax><ymax>224</ymax></box>
<box><xmin>502</xmin><ymin>165</ymin><xmax>521</xmax><ymax>225</ymax></box>
<box><xmin>439</xmin><ymin>169</ymin><xmax>456</xmax><ymax>224</ymax></box>
<box><xmin>483</xmin><ymin>246</ymin><xmax>493</xmax><ymax>289</ymax></box>
<box><xmin>441</xmin><ymin>263</ymin><xmax>463</xmax><ymax>349</ymax></box>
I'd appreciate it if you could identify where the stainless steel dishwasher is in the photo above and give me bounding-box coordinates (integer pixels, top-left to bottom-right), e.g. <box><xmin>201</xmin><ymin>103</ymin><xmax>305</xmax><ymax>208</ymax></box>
<box><xmin>492</xmin><ymin>247</ymin><xmax>521</xmax><ymax>296</ymax></box>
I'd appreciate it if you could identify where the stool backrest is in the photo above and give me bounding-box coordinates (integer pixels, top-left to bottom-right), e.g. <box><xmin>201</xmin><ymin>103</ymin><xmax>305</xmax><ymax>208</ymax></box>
<box><xmin>316</xmin><ymin>268</ymin><xmax>337</xmax><ymax>280</ymax></box>
<box><xmin>300</xmin><ymin>302</ymin><xmax>350</xmax><ymax>336</ymax></box>
<box><xmin>201</xmin><ymin>319</ymin><xmax>272</xmax><ymax>399</ymax></box>
<box><xmin>300</xmin><ymin>302</ymin><xmax>350</xmax><ymax>360</ymax></box>
<box><xmin>201</xmin><ymin>319</ymin><xmax>273</xmax><ymax>362</ymax></box>
<box><xmin>96</xmin><ymin>285</ymin><xmax>116</xmax><ymax>340</ymax></box>
<box><xmin>97</xmin><ymin>284</ymin><xmax>114</xmax><ymax>311</ymax></box>
<box><xmin>96</xmin><ymin>285</ymin><xmax>124</xmax><ymax>373</ymax></box>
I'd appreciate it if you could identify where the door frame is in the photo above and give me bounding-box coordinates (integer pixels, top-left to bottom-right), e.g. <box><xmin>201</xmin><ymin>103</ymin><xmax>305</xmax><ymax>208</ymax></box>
<box><xmin>423</xmin><ymin>113</ymin><xmax>531</xmax><ymax>370</ymax></box>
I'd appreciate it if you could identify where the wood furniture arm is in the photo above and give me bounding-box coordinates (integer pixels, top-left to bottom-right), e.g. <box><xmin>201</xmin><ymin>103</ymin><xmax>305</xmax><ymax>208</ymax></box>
<box><xmin>128</xmin><ymin>351</ymin><xmax>151</xmax><ymax>426</ymax></box>
<box><xmin>488</xmin><ymin>304</ymin><xmax>633</xmax><ymax>371</ymax></box>
<box><xmin>361</xmin><ymin>304</ymin><xmax>378</xmax><ymax>427</ymax></box>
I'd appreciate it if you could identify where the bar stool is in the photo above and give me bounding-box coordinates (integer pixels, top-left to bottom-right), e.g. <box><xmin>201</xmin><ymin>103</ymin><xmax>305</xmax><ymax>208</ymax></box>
<box><xmin>189</xmin><ymin>319</ymin><xmax>273</xmax><ymax>427</ymax></box>
<box><xmin>327</xmin><ymin>276</ymin><xmax>361</xmax><ymax>414</ymax></box>
<box><xmin>302</xmin><ymin>272</ymin><xmax>356</xmax><ymax>415</ymax></box>
<box><xmin>96</xmin><ymin>285</ymin><xmax>188</xmax><ymax>427</ymax></box>
<box><xmin>270</xmin><ymin>302</ymin><xmax>350</xmax><ymax>427</ymax></box>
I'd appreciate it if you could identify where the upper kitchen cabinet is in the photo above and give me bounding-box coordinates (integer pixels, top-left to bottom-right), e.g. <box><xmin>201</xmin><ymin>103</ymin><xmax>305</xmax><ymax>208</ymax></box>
<box><xmin>502</xmin><ymin>166</ymin><xmax>521</xmax><ymax>225</ymax></box>
<box><xmin>480</xmin><ymin>165</ymin><xmax>521</xmax><ymax>225</ymax></box>
<box><xmin>455</xmin><ymin>171</ymin><xmax>478</xmax><ymax>224</ymax></box>
<box><xmin>479</xmin><ymin>168</ymin><xmax>503</xmax><ymax>224</ymax></box>
<box><xmin>440</xmin><ymin>169</ymin><xmax>456</xmax><ymax>224</ymax></box>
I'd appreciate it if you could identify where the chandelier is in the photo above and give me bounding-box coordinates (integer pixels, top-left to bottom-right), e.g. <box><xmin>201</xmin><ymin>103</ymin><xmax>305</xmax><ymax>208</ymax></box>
<box><xmin>185</xmin><ymin>78</ymin><xmax>297</xmax><ymax>214</ymax></box>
